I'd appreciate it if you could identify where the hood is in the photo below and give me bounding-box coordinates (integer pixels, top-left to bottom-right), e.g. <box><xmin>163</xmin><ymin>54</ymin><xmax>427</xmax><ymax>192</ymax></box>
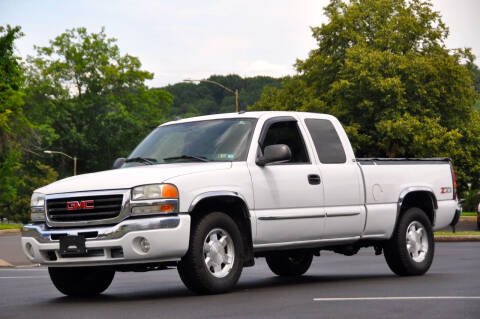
<box><xmin>36</xmin><ymin>162</ymin><xmax>232</xmax><ymax>195</ymax></box>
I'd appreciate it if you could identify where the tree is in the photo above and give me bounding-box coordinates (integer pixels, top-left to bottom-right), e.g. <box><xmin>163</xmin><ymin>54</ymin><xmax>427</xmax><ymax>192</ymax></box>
<box><xmin>251</xmin><ymin>0</ymin><xmax>479</xmax><ymax>192</ymax></box>
<box><xmin>0</xmin><ymin>25</ymin><xmax>26</xmax><ymax>207</ymax></box>
<box><xmin>25</xmin><ymin>27</ymin><xmax>173</xmax><ymax>175</ymax></box>
<box><xmin>162</xmin><ymin>75</ymin><xmax>283</xmax><ymax>119</ymax></box>
<box><xmin>0</xmin><ymin>25</ymin><xmax>58</xmax><ymax>222</ymax></box>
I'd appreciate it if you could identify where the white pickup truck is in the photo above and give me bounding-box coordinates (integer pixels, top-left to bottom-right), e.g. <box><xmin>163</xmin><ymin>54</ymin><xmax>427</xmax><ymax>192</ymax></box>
<box><xmin>22</xmin><ymin>111</ymin><xmax>460</xmax><ymax>296</ymax></box>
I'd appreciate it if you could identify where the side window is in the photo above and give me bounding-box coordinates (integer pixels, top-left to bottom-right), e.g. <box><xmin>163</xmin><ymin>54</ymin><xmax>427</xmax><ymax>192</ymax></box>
<box><xmin>261</xmin><ymin>121</ymin><xmax>309</xmax><ymax>163</ymax></box>
<box><xmin>304</xmin><ymin>119</ymin><xmax>346</xmax><ymax>164</ymax></box>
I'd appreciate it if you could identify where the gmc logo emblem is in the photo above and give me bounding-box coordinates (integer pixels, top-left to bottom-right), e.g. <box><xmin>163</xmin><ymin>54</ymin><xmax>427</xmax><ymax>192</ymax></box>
<box><xmin>67</xmin><ymin>200</ymin><xmax>94</xmax><ymax>210</ymax></box>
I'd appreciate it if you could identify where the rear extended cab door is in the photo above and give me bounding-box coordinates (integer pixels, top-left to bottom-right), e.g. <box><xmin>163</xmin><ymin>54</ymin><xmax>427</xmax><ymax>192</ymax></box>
<box><xmin>297</xmin><ymin>113</ymin><xmax>366</xmax><ymax>238</ymax></box>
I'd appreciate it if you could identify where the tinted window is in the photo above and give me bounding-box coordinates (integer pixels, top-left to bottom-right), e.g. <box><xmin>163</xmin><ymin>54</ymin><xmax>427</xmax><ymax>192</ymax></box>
<box><xmin>261</xmin><ymin>121</ymin><xmax>309</xmax><ymax>163</ymax></box>
<box><xmin>304</xmin><ymin>119</ymin><xmax>346</xmax><ymax>164</ymax></box>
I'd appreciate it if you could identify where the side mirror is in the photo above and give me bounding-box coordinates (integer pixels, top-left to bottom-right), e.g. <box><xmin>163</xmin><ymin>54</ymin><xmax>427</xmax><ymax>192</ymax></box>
<box><xmin>256</xmin><ymin>144</ymin><xmax>292</xmax><ymax>166</ymax></box>
<box><xmin>112</xmin><ymin>157</ymin><xmax>126</xmax><ymax>169</ymax></box>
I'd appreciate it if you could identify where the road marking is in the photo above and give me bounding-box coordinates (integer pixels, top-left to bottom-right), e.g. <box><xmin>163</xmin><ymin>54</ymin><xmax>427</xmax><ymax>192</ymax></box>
<box><xmin>313</xmin><ymin>296</ymin><xmax>480</xmax><ymax>302</ymax></box>
<box><xmin>0</xmin><ymin>268</ymin><xmax>44</xmax><ymax>271</ymax></box>
<box><xmin>0</xmin><ymin>276</ymin><xmax>48</xmax><ymax>279</ymax></box>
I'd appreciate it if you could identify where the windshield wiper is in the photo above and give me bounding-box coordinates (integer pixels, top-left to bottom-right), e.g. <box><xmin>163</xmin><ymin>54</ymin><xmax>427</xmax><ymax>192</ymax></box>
<box><xmin>163</xmin><ymin>154</ymin><xmax>210</xmax><ymax>162</ymax></box>
<box><xmin>125</xmin><ymin>157</ymin><xmax>158</xmax><ymax>165</ymax></box>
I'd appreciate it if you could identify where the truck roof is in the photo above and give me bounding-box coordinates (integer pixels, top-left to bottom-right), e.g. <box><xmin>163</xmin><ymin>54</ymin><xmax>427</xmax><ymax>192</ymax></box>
<box><xmin>160</xmin><ymin>111</ymin><xmax>336</xmax><ymax>126</ymax></box>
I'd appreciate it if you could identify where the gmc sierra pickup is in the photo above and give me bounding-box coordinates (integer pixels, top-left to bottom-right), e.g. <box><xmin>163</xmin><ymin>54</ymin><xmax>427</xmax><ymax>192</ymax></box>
<box><xmin>22</xmin><ymin>111</ymin><xmax>461</xmax><ymax>296</ymax></box>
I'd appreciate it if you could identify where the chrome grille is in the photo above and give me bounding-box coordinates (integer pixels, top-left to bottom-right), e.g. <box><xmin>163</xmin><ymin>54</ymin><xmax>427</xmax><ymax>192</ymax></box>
<box><xmin>47</xmin><ymin>194</ymin><xmax>124</xmax><ymax>222</ymax></box>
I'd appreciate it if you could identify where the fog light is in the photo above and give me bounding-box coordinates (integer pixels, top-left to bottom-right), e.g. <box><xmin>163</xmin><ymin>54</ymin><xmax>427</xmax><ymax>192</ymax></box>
<box><xmin>139</xmin><ymin>237</ymin><xmax>150</xmax><ymax>253</ymax></box>
<box><xmin>25</xmin><ymin>242</ymin><xmax>34</xmax><ymax>259</ymax></box>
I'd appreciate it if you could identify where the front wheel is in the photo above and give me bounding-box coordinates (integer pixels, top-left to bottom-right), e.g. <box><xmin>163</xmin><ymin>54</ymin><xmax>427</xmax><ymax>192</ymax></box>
<box><xmin>48</xmin><ymin>267</ymin><xmax>115</xmax><ymax>296</ymax></box>
<box><xmin>266</xmin><ymin>250</ymin><xmax>313</xmax><ymax>277</ymax></box>
<box><xmin>384</xmin><ymin>207</ymin><xmax>434</xmax><ymax>276</ymax></box>
<box><xmin>177</xmin><ymin>212</ymin><xmax>244</xmax><ymax>294</ymax></box>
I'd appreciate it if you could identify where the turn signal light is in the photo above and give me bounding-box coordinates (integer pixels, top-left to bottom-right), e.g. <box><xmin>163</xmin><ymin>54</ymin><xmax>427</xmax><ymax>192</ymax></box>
<box><xmin>162</xmin><ymin>184</ymin><xmax>178</xmax><ymax>198</ymax></box>
<box><xmin>160</xmin><ymin>204</ymin><xmax>175</xmax><ymax>212</ymax></box>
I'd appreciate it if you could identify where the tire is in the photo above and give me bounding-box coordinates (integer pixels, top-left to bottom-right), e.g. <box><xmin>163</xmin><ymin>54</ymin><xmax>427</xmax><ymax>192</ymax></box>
<box><xmin>177</xmin><ymin>212</ymin><xmax>244</xmax><ymax>294</ymax></box>
<box><xmin>266</xmin><ymin>250</ymin><xmax>313</xmax><ymax>277</ymax></box>
<box><xmin>384</xmin><ymin>207</ymin><xmax>434</xmax><ymax>276</ymax></box>
<box><xmin>48</xmin><ymin>267</ymin><xmax>115</xmax><ymax>296</ymax></box>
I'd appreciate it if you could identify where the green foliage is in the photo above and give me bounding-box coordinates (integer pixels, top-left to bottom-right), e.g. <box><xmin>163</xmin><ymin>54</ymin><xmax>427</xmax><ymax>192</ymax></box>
<box><xmin>251</xmin><ymin>0</ymin><xmax>479</xmax><ymax>192</ymax></box>
<box><xmin>0</xmin><ymin>25</ymin><xmax>27</xmax><ymax>204</ymax></box>
<box><xmin>163</xmin><ymin>74</ymin><xmax>282</xmax><ymax>118</ymax></box>
<box><xmin>460</xmin><ymin>187</ymin><xmax>479</xmax><ymax>212</ymax></box>
<box><xmin>0</xmin><ymin>25</ymin><xmax>58</xmax><ymax>222</ymax></box>
<box><xmin>24</xmin><ymin>27</ymin><xmax>173</xmax><ymax>175</ymax></box>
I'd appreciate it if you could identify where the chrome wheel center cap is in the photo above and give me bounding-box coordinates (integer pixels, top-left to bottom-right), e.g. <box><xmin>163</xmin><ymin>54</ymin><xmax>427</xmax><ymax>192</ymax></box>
<box><xmin>406</xmin><ymin>221</ymin><xmax>429</xmax><ymax>263</ymax></box>
<box><xmin>203</xmin><ymin>228</ymin><xmax>235</xmax><ymax>278</ymax></box>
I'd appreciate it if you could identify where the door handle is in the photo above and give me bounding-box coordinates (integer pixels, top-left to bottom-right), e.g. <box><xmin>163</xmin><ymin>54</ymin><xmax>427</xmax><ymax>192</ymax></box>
<box><xmin>308</xmin><ymin>174</ymin><xmax>321</xmax><ymax>185</ymax></box>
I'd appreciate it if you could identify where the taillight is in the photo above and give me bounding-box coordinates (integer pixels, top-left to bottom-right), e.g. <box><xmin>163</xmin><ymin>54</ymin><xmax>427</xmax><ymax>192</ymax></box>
<box><xmin>451</xmin><ymin>165</ymin><xmax>457</xmax><ymax>200</ymax></box>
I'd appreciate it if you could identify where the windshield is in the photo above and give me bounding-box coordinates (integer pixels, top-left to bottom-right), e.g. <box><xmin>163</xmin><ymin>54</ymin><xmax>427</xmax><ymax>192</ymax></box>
<box><xmin>124</xmin><ymin>118</ymin><xmax>257</xmax><ymax>167</ymax></box>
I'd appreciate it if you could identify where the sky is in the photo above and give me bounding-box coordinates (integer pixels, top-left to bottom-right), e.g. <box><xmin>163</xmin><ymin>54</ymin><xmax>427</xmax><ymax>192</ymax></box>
<box><xmin>1</xmin><ymin>0</ymin><xmax>479</xmax><ymax>87</ymax></box>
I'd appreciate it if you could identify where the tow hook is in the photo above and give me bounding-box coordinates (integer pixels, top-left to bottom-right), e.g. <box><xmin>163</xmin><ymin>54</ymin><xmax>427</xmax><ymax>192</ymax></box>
<box><xmin>374</xmin><ymin>245</ymin><xmax>382</xmax><ymax>255</ymax></box>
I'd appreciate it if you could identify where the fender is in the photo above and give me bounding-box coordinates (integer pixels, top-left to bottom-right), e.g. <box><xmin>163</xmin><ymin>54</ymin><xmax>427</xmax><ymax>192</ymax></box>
<box><xmin>397</xmin><ymin>186</ymin><xmax>438</xmax><ymax>226</ymax></box>
<box><xmin>188</xmin><ymin>190</ymin><xmax>250</xmax><ymax>214</ymax></box>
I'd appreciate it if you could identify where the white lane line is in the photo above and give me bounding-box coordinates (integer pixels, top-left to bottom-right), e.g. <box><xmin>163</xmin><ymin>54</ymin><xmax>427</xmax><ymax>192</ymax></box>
<box><xmin>0</xmin><ymin>268</ymin><xmax>45</xmax><ymax>271</ymax></box>
<box><xmin>0</xmin><ymin>276</ymin><xmax>48</xmax><ymax>279</ymax></box>
<box><xmin>313</xmin><ymin>296</ymin><xmax>480</xmax><ymax>301</ymax></box>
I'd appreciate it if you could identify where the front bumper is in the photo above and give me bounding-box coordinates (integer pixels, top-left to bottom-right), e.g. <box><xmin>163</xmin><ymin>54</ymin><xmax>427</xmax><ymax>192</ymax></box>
<box><xmin>21</xmin><ymin>215</ymin><xmax>190</xmax><ymax>267</ymax></box>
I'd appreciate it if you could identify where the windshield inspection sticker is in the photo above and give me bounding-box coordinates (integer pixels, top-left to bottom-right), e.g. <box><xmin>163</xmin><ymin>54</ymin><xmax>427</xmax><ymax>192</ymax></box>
<box><xmin>217</xmin><ymin>154</ymin><xmax>235</xmax><ymax>159</ymax></box>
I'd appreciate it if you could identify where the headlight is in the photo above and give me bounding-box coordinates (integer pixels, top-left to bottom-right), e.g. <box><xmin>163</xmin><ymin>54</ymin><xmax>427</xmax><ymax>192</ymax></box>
<box><xmin>30</xmin><ymin>192</ymin><xmax>46</xmax><ymax>222</ymax></box>
<box><xmin>131</xmin><ymin>184</ymin><xmax>179</xmax><ymax>216</ymax></box>
<box><xmin>131</xmin><ymin>184</ymin><xmax>178</xmax><ymax>201</ymax></box>
<box><xmin>31</xmin><ymin>192</ymin><xmax>45</xmax><ymax>207</ymax></box>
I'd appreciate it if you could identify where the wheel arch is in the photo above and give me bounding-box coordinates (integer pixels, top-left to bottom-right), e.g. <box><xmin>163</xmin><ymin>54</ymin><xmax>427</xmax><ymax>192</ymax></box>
<box><xmin>397</xmin><ymin>187</ymin><xmax>438</xmax><ymax>227</ymax></box>
<box><xmin>188</xmin><ymin>191</ymin><xmax>254</xmax><ymax>267</ymax></box>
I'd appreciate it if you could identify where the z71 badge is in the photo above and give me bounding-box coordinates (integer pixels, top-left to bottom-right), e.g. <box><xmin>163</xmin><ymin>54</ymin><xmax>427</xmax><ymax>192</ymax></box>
<box><xmin>440</xmin><ymin>187</ymin><xmax>452</xmax><ymax>194</ymax></box>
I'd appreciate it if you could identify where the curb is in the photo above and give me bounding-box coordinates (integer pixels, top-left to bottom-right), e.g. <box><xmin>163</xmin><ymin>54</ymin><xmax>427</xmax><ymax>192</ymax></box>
<box><xmin>459</xmin><ymin>216</ymin><xmax>477</xmax><ymax>222</ymax></box>
<box><xmin>435</xmin><ymin>235</ymin><xmax>480</xmax><ymax>242</ymax></box>
<box><xmin>0</xmin><ymin>259</ymin><xmax>14</xmax><ymax>268</ymax></box>
<box><xmin>0</xmin><ymin>229</ymin><xmax>21</xmax><ymax>236</ymax></box>
<box><xmin>15</xmin><ymin>263</ymin><xmax>40</xmax><ymax>268</ymax></box>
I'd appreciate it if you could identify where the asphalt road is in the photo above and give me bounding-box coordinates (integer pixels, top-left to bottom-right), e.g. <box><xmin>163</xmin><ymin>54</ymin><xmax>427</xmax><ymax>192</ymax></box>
<box><xmin>0</xmin><ymin>234</ymin><xmax>30</xmax><ymax>266</ymax></box>
<box><xmin>0</xmin><ymin>242</ymin><xmax>479</xmax><ymax>319</ymax></box>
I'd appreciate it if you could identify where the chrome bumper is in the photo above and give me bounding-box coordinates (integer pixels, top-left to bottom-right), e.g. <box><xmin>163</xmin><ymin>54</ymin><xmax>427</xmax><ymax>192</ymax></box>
<box><xmin>22</xmin><ymin>216</ymin><xmax>181</xmax><ymax>243</ymax></box>
<box><xmin>21</xmin><ymin>215</ymin><xmax>191</xmax><ymax>266</ymax></box>
<box><xmin>450</xmin><ymin>199</ymin><xmax>463</xmax><ymax>226</ymax></box>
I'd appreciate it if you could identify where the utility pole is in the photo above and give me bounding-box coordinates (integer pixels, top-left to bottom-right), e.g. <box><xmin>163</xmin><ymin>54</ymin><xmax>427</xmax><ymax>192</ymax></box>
<box><xmin>184</xmin><ymin>79</ymin><xmax>239</xmax><ymax>112</ymax></box>
<box><xmin>44</xmin><ymin>150</ymin><xmax>77</xmax><ymax>176</ymax></box>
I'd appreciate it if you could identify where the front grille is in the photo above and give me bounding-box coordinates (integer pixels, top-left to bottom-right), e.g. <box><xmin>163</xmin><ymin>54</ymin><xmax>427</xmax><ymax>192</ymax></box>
<box><xmin>47</xmin><ymin>194</ymin><xmax>124</xmax><ymax>222</ymax></box>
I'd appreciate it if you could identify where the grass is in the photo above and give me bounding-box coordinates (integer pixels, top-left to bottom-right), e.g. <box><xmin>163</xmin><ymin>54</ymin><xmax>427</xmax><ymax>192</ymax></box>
<box><xmin>0</xmin><ymin>223</ymin><xmax>22</xmax><ymax>230</ymax></box>
<box><xmin>434</xmin><ymin>231</ymin><xmax>480</xmax><ymax>236</ymax></box>
<box><xmin>461</xmin><ymin>212</ymin><xmax>477</xmax><ymax>216</ymax></box>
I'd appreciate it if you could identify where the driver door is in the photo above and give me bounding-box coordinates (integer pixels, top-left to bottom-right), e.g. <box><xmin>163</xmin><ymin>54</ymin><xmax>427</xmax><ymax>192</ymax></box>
<box><xmin>248</xmin><ymin>116</ymin><xmax>325</xmax><ymax>246</ymax></box>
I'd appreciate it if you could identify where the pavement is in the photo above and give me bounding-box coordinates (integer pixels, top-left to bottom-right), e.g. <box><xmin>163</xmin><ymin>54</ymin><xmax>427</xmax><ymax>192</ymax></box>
<box><xmin>0</xmin><ymin>242</ymin><xmax>478</xmax><ymax>319</ymax></box>
<box><xmin>0</xmin><ymin>233</ymin><xmax>31</xmax><ymax>267</ymax></box>
<box><xmin>438</xmin><ymin>216</ymin><xmax>478</xmax><ymax>232</ymax></box>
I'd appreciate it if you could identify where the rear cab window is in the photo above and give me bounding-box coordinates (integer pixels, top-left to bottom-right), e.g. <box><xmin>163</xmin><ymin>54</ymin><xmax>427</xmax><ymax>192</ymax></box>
<box><xmin>304</xmin><ymin>118</ymin><xmax>346</xmax><ymax>164</ymax></box>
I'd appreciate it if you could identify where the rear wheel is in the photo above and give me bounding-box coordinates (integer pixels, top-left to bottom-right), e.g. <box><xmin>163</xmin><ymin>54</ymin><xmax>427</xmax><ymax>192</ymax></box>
<box><xmin>177</xmin><ymin>212</ymin><xmax>244</xmax><ymax>294</ymax></box>
<box><xmin>48</xmin><ymin>267</ymin><xmax>115</xmax><ymax>296</ymax></box>
<box><xmin>384</xmin><ymin>207</ymin><xmax>434</xmax><ymax>276</ymax></box>
<box><xmin>266</xmin><ymin>250</ymin><xmax>313</xmax><ymax>277</ymax></box>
